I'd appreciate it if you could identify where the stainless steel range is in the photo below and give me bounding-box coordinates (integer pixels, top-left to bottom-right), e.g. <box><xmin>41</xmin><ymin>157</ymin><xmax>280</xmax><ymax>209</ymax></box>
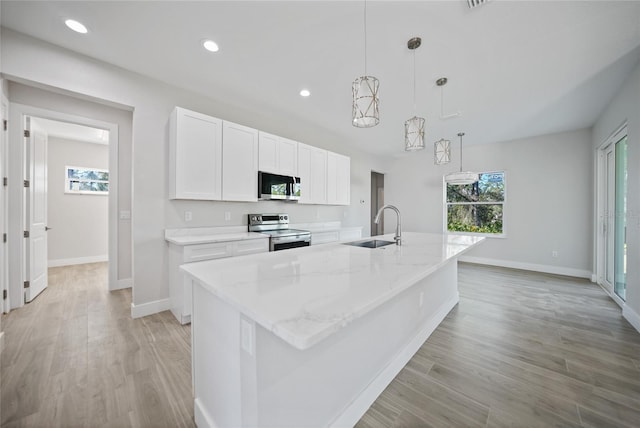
<box><xmin>248</xmin><ymin>214</ymin><xmax>311</xmax><ymax>252</ymax></box>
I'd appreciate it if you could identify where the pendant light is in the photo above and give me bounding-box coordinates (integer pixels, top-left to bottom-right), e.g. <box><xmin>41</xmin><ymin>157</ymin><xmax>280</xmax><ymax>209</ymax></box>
<box><xmin>352</xmin><ymin>0</ymin><xmax>380</xmax><ymax>128</ymax></box>
<box><xmin>434</xmin><ymin>78</ymin><xmax>452</xmax><ymax>164</ymax></box>
<box><xmin>445</xmin><ymin>132</ymin><xmax>479</xmax><ymax>185</ymax></box>
<box><xmin>404</xmin><ymin>37</ymin><xmax>425</xmax><ymax>151</ymax></box>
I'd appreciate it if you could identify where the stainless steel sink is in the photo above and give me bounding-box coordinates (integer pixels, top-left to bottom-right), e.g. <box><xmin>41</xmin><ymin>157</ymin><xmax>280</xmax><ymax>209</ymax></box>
<box><xmin>343</xmin><ymin>239</ymin><xmax>395</xmax><ymax>249</ymax></box>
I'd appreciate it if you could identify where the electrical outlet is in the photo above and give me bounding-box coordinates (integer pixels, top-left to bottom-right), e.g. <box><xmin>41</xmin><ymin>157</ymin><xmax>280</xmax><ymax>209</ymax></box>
<box><xmin>224</xmin><ymin>212</ymin><xmax>231</xmax><ymax>221</ymax></box>
<box><xmin>552</xmin><ymin>250</ymin><xmax>559</xmax><ymax>258</ymax></box>
<box><xmin>184</xmin><ymin>211</ymin><xmax>192</xmax><ymax>222</ymax></box>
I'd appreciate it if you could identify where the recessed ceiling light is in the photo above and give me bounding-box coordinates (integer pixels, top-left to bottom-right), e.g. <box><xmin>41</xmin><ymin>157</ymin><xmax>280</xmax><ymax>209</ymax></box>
<box><xmin>65</xmin><ymin>19</ymin><xmax>88</xmax><ymax>34</ymax></box>
<box><xmin>203</xmin><ymin>40</ymin><xmax>219</xmax><ymax>52</ymax></box>
<box><xmin>300</xmin><ymin>89</ymin><xmax>311</xmax><ymax>97</ymax></box>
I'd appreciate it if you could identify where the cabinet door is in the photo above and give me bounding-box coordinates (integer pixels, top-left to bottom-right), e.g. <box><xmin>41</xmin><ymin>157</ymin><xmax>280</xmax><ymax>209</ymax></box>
<box><xmin>278</xmin><ymin>137</ymin><xmax>298</xmax><ymax>176</ymax></box>
<box><xmin>327</xmin><ymin>151</ymin><xmax>350</xmax><ymax>205</ymax></box>
<box><xmin>222</xmin><ymin>121</ymin><xmax>259</xmax><ymax>201</ymax></box>
<box><xmin>310</xmin><ymin>147</ymin><xmax>328</xmax><ymax>204</ymax></box>
<box><xmin>169</xmin><ymin>107</ymin><xmax>222</xmax><ymax>200</ymax></box>
<box><xmin>258</xmin><ymin>131</ymin><xmax>279</xmax><ymax>174</ymax></box>
<box><xmin>297</xmin><ymin>143</ymin><xmax>312</xmax><ymax>204</ymax></box>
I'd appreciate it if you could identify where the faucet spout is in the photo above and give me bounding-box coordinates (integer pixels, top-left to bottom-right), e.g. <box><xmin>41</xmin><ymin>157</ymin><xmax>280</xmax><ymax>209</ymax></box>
<box><xmin>374</xmin><ymin>204</ymin><xmax>402</xmax><ymax>245</ymax></box>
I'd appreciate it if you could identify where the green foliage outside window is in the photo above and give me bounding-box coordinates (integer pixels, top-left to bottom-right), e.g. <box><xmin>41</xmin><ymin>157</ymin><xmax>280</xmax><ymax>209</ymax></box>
<box><xmin>446</xmin><ymin>172</ymin><xmax>505</xmax><ymax>234</ymax></box>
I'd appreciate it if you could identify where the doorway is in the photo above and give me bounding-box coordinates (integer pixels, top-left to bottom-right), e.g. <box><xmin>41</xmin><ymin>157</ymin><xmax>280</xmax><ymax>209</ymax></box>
<box><xmin>7</xmin><ymin>103</ymin><xmax>119</xmax><ymax>310</ymax></box>
<box><xmin>371</xmin><ymin>171</ymin><xmax>384</xmax><ymax>236</ymax></box>
<box><xmin>597</xmin><ymin>125</ymin><xmax>627</xmax><ymax>304</ymax></box>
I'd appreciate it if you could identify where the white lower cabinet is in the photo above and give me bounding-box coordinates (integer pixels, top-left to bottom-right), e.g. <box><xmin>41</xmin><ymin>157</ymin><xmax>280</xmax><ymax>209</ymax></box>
<box><xmin>311</xmin><ymin>231</ymin><xmax>340</xmax><ymax>245</ymax></box>
<box><xmin>168</xmin><ymin>238</ymin><xmax>268</xmax><ymax>324</ymax></box>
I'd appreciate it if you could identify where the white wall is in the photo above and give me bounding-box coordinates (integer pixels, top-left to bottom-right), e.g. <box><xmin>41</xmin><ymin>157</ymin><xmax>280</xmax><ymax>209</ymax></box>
<box><xmin>47</xmin><ymin>136</ymin><xmax>108</xmax><ymax>266</ymax></box>
<box><xmin>593</xmin><ymin>58</ymin><xmax>640</xmax><ymax>331</ymax></box>
<box><xmin>385</xmin><ymin>128</ymin><xmax>593</xmax><ymax>278</ymax></box>
<box><xmin>1</xmin><ymin>29</ymin><xmax>388</xmax><ymax>315</ymax></box>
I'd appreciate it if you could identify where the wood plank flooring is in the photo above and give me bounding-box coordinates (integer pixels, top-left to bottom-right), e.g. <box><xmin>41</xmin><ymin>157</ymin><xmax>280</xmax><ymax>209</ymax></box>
<box><xmin>358</xmin><ymin>263</ymin><xmax>640</xmax><ymax>428</ymax></box>
<box><xmin>2</xmin><ymin>262</ymin><xmax>639</xmax><ymax>427</ymax></box>
<box><xmin>1</xmin><ymin>263</ymin><xmax>194</xmax><ymax>427</ymax></box>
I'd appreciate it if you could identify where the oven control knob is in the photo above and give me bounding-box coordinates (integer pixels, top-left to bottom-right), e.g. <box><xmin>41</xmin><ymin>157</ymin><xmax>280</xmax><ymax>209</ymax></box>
<box><xmin>279</xmin><ymin>215</ymin><xmax>284</xmax><ymax>220</ymax></box>
<box><xmin>284</xmin><ymin>215</ymin><xmax>288</xmax><ymax>220</ymax></box>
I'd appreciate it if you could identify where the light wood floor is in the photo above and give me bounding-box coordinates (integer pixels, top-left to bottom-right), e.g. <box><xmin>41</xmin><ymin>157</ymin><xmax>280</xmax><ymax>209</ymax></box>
<box><xmin>1</xmin><ymin>263</ymin><xmax>194</xmax><ymax>427</ymax></box>
<box><xmin>2</xmin><ymin>263</ymin><xmax>639</xmax><ymax>427</ymax></box>
<box><xmin>358</xmin><ymin>264</ymin><xmax>640</xmax><ymax>428</ymax></box>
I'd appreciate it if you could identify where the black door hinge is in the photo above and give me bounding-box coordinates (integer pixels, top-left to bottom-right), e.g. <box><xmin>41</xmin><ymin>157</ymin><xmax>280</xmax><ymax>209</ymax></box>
<box><xmin>3</xmin><ymin>290</ymin><xmax>7</xmax><ymax>300</ymax></box>
<box><xmin>24</xmin><ymin>129</ymin><xmax>30</xmax><ymax>138</ymax></box>
<box><xmin>3</xmin><ymin>119</ymin><xmax>6</xmax><ymax>131</ymax></box>
<box><xmin>2</xmin><ymin>233</ymin><xmax>6</xmax><ymax>243</ymax></box>
<box><xmin>2</xmin><ymin>177</ymin><xmax>6</xmax><ymax>186</ymax></box>
<box><xmin>23</xmin><ymin>281</ymin><xmax>30</xmax><ymax>289</ymax></box>
<box><xmin>23</xmin><ymin>230</ymin><xmax>29</xmax><ymax>238</ymax></box>
<box><xmin>24</xmin><ymin>180</ymin><xmax>30</xmax><ymax>188</ymax></box>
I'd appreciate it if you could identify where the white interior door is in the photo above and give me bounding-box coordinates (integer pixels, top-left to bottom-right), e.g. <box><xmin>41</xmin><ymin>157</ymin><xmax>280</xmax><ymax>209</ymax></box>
<box><xmin>24</xmin><ymin>117</ymin><xmax>48</xmax><ymax>302</ymax></box>
<box><xmin>1</xmin><ymin>93</ymin><xmax>8</xmax><ymax>312</ymax></box>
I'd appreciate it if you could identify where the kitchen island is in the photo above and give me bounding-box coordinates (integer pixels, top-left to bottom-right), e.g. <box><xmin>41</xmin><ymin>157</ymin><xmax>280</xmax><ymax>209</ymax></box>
<box><xmin>181</xmin><ymin>232</ymin><xmax>484</xmax><ymax>427</ymax></box>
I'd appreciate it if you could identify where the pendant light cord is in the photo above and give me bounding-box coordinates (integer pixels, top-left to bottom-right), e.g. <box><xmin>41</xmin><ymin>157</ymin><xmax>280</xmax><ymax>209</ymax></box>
<box><xmin>364</xmin><ymin>0</ymin><xmax>368</xmax><ymax>76</ymax></box>
<box><xmin>413</xmin><ymin>48</ymin><xmax>416</xmax><ymax>113</ymax></box>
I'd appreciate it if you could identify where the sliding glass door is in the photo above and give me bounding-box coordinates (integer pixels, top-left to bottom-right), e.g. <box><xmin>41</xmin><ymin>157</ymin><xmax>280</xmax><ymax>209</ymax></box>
<box><xmin>600</xmin><ymin>130</ymin><xmax>627</xmax><ymax>302</ymax></box>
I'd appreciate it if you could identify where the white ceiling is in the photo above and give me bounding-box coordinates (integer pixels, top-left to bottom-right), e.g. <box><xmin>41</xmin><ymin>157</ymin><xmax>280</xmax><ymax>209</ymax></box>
<box><xmin>33</xmin><ymin>118</ymin><xmax>109</xmax><ymax>145</ymax></box>
<box><xmin>2</xmin><ymin>1</ymin><xmax>640</xmax><ymax>157</ymax></box>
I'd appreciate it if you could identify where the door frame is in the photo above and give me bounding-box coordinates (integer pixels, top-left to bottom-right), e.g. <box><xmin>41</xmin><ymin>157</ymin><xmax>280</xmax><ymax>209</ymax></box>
<box><xmin>8</xmin><ymin>103</ymin><xmax>119</xmax><ymax>308</ymax></box>
<box><xmin>595</xmin><ymin>121</ymin><xmax>627</xmax><ymax>308</ymax></box>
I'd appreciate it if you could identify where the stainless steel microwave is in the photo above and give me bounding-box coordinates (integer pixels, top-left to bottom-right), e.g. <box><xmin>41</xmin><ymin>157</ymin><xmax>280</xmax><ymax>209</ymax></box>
<box><xmin>258</xmin><ymin>171</ymin><xmax>301</xmax><ymax>201</ymax></box>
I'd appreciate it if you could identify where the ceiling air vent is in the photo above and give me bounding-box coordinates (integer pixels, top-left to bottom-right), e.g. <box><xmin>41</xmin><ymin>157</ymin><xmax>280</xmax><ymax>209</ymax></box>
<box><xmin>467</xmin><ymin>0</ymin><xmax>490</xmax><ymax>8</ymax></box>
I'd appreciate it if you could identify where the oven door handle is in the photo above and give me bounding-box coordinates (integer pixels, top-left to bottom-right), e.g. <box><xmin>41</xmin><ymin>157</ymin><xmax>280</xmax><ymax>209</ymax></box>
<box><xmin>271</xmin><ymin>235</ymin><xmax>311</xmax><ymax>245</ymax></box>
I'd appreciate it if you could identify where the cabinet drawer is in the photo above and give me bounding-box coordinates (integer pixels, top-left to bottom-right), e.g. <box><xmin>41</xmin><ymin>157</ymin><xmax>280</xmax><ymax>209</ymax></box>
<box><xmin>235</xmin><ymin>238</ymin><xmax>269</xmax><ymax>255</ymax></box>
<box><xmin>183</xmin><ymin>242</ymin><xmax>230</xmax><ymax>262</ymax></box>
<box><xmin>311</xmin><ymin>231</ymin><xmax>339</xmax><ymax>245</ymax></box>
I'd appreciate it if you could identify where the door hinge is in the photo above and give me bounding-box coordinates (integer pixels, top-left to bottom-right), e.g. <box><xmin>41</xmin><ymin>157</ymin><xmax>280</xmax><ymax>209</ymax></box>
<box><xmin>3</xmin><ymin>119</ymin><xmax>6</xmax><ymax>131</ymax></box>
<box><xmin>24</xmin><ymin>129</ymin><xmax>30</xmax><ymax>138</ymax></box>
<box><xmin>24</xmin><ymin>180</ymin><xmax>30</xmax><ymax>188</ymax></box>
<box><xmin>2</xmin><ymin>290</ymin><xmax>6</xmax><ymax>300</ymax></box>
<box><xmin>23</xmin><ymin>230</ymin><xmax>29</xmax><ymax>238</ymax></box>
<box><xmin>3</xmin><ymin>177</ymin><xmax>6</xmax><ymax>186</ymax></box>
<box><xmin>2</xmin><ymin>233</ymin><xmax>6</xmax><ymax>243</ymax></box>
<box><xmin>23</xmin><ymin>281</ymin><xmax>30</xmax><ymax>289</ymax></box>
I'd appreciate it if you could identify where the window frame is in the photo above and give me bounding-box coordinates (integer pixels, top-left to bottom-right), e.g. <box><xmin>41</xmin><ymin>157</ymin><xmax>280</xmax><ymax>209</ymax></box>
<box><xmin>443</xmin><ymin>170</ymin><xmax>507</xmax><ymax>238</ymax></box>
<box><xmin>64</xmin><ymin>165</ymin><xmax>109</xmax><ymax>196</ymax></box>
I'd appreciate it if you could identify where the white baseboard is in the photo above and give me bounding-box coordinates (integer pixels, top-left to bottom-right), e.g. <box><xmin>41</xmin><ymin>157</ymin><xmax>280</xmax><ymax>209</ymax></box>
<box><xmin>0</xmin><ymin>331</ymin><xmax>4</xmax><ymax>356</ymax></box>
<box><xmin>591</xmin><ymin>274</ymin><xmax>597</xmax><ymax>283</ymax></box>
<box><xmin>131</xmin><ymin>298</ymin><xmax>171</xmax><ymax>319</ymax></box>
<box><xmin>623</xmin><ymin>305</ymin><xmax>640</xmax><ymax>334</ymax></box>
<box><xmin>459</xmin><ymin>256</ymin><xmax>592</xmax><ymax>279</ymax></box>
<box><xmin>330</xmin><ymin>294</ymin><xmax>459</xmax><ymax>427</ymax></box>
<box><xmin>48</xmin><ymin>255</ymin><xmax>108</xmax><ymax>267</ymax></box>
<box><xmin>110</xmin><ymin>278</ymin><xmax>132</xmax><ymax>291</ymax></box>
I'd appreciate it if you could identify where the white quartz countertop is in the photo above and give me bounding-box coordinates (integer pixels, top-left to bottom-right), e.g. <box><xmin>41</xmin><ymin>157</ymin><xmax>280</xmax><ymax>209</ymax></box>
<box><xmin>181</xmin><ymin>232</ymin><xmax>484</xmax><ymax>350</ymax></box>
<box><xmin>165</xmin><ymin>226</ymin><xmax>267</xmax><ymax>245</ymax></box>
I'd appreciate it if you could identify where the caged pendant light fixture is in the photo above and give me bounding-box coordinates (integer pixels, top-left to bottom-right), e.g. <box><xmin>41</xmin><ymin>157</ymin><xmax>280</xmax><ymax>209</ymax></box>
<box><xmin>434</xmin><ymin>78</ymin><xmax>451</xmax><ymax>164</ymax></box>
<box><xmin>404</xmin><ymin>37</ymin><xmax>425</xmax><ymax>151</ymax></box>
<box><xmin>445</xmin><ymin>132</ymin><xmax>479</xmax><ymax>185</ymax></box>
<box><xmin>352</xmin><ymin>0</ymin><xmax>380</xmax><ymax>128</ymax></box>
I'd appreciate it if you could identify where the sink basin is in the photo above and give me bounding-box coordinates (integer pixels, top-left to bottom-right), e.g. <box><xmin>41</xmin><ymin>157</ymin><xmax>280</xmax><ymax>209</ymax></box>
<box><xmin>344</xmin><ymin>239</ymin><xmax>395</xmax><ymax>249</ymax></box>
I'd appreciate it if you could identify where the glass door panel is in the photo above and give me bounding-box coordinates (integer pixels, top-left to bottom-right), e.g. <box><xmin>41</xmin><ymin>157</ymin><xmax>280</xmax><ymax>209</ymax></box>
<box><xmin>614</xmin><ymin>136</ymin><xmax>627</xmax><ymax>300</ymax></box>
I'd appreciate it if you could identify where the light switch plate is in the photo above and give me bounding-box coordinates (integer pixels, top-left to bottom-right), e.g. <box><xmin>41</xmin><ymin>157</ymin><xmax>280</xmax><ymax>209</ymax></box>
<box><xmin>184</xmin><ymin>211</ymin><xmax>192</xmax><ymax>222</ymax></box>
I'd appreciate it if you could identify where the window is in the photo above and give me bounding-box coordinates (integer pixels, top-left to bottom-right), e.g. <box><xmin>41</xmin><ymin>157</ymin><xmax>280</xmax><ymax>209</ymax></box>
<box><xmin>445</xmin><ymin>171</ymin><xmax>505</xmax><ymax>235</ymax></box>
<box><xmin>65</xmin><ymin>166</ymin><xmax>109</xmax><ymax>195</ymax></box>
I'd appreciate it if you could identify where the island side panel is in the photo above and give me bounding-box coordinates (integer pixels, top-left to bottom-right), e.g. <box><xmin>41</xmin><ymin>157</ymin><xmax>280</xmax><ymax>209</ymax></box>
<box><xmin>253</xmin><ymin>260</ymin><xmax>459</xmax><ymax>427</ymax></box>
<box><xmin>192</xmin><ymin>281</ymin><xmax>244</xmax><ymax>427</ymax></box>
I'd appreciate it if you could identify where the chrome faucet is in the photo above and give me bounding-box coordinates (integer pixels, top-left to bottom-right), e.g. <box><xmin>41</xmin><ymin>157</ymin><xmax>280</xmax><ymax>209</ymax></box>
<box><xmin>374</xmin><ymin>204</ymin><xmax>402</xmax><ymax>245</ymax></box>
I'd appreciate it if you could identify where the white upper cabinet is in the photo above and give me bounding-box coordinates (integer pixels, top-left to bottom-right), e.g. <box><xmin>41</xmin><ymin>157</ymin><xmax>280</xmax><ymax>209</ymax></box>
<box><xmin>327</xmin><ymin>151</ymin><xmax>351</xmax><ymax>206</ymax></box>
<box><xmin>169</xmin><ymin>107</ymin><xmax>222</xmax><ymax>200</ymax></box>
<box><xmin>258</xmin><ymin>132</ymin><xmax>298</xmax><ymax>176</ymax></box>
<box><xmin>222</xmin><ymin>121</ymin><xmax>259</xmax><ymax>202</ymax></box>
<box><xmin>298</xmin><ymin>143</ymin><xmax>327</xmax><ymax>204</ymax></box>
